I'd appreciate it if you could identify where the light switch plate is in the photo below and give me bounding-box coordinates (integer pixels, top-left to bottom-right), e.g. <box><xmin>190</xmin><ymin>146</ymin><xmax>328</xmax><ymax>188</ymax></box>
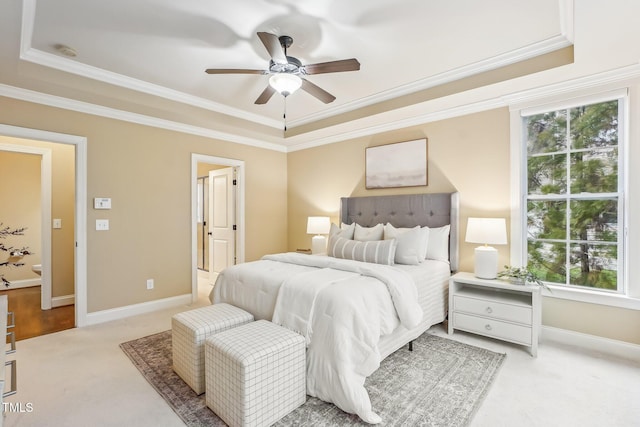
<box><xmin>94</xmin><ymin>198</ymin><xmax>112</xmax><ymax>209</ymax></box>
<box><xmin>96</xmin><ymin>219</ymin><xmax>109</xmax><ymax>231</ymax></box>
<box><xmin>53</xmin><ymin>219</ymin><xmax>62</xmax><ymax>229</ymax></box>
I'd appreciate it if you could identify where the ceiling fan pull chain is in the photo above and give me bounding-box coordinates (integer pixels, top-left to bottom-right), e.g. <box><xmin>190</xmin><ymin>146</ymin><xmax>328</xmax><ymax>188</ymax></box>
<box><xmin>283</xmin><ymin>97</ymin><xmax>288</xmax><ymax>131</ymax></box>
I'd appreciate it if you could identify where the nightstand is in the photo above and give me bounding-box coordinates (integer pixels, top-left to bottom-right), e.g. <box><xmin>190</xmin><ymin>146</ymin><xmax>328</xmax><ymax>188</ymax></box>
<box><xmin>448</xmin><ymin>271</ymin><xmax>541</xmax><ymax>357</ymax></box>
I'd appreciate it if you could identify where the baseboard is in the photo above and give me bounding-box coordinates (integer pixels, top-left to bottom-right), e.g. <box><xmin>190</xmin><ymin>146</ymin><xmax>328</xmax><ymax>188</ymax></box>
<box><xmin>84</xmin><ymin>293</ymin><xmax>192</xmax><ymax>326</ymax></box>
<box><xmin>52</xmin><ymin>294</ymin><xmax>74</xmax><ymax>308</ymax></box>
<box><xmin>3</xmin><ymin>279</ymin><xmax>40</xmax><ymax>290</ymax></box>
<box><xmin>541</xmin><ymin>326</ymin><xmax>640</xmax><ymax>362</ymax></box>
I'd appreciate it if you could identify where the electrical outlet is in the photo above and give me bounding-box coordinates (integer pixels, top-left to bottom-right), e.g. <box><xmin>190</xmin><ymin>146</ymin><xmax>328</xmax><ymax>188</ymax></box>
<box><xmin>146</xmin><ymin>279</ymin><xmax>154</xmax><ymax>290</ymax></box>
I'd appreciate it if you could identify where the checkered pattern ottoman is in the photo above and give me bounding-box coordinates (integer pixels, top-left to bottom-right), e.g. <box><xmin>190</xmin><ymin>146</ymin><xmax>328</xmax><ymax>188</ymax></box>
<box><xmin>172</xmin><ymin>303</ymin><xmax>253</xmax><ymax>395</ymax></box>
<box><xmin>205</xmin><ymin>320</ymin><xmax>306</xmax><ymax>427</ymax></box>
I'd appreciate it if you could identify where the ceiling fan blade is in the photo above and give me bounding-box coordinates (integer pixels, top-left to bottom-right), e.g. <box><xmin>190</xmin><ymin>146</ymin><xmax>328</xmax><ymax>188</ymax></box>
<box><xmin>300</xmin><ymin>78</ymin><xmax>336</xmax><ymax>104</ymax></box>
<box><xmin>205</xmin><ymin>68</ymin><xmax>266</xmax><ymax>75</ymax></box>
<box><xmin>257</xmin><ymin>32</ymin><xmax>287</xmax><ymax>65</ymax></box>
<box><xmin>303</xmin><ymin>58</ymin><xmax>360</xmax><ymax>75</ymax></box>
<box><xmin>255</xmin><ymin>85</ymin><xmax>277</xmax><ymax>104</ymax></box>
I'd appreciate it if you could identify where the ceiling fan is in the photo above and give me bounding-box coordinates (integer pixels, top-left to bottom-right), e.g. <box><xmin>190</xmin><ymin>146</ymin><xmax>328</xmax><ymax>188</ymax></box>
<box><xmin>205</xmin><ymin>32</ymin><xmax>360</xmax><ymax>105</ymax></box>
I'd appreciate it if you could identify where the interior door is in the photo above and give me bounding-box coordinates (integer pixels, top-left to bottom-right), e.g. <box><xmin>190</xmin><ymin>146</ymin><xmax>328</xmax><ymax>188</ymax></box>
<box><xmin>208</xmin><ymin>167</ymin><xmax>236</xmax><ymax>285</ymax></box>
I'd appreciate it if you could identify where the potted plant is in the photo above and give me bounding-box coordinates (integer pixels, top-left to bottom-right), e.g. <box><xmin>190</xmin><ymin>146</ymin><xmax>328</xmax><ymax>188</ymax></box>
<box><xmin>497</xmin><ymin>265</ymin><xmax>551</xmax><ymax>292</ymax></box>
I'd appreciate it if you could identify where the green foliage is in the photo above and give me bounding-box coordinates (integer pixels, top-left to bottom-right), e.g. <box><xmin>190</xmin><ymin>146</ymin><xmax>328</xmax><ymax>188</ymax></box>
<box><xmin>497</xmin><ymin>265</ymin><xmax>551</xmax><ymax>292</ymax></box>
<box><xmin>524</xmin><ymin>100</ymin><xmax>619</xmax><ymax>291</ymax></box>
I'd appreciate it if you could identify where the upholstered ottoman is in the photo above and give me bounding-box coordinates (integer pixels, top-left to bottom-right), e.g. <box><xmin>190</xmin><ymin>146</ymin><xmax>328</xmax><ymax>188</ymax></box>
<box><xmin>172</xmin><ymin>303</ymin><xmax>253</xmax><ymax>394</ymax></box>
<box><xmin>205</xmin><ymin>320</ymin><xmax>306</xmax><ymax>427</ymax></box>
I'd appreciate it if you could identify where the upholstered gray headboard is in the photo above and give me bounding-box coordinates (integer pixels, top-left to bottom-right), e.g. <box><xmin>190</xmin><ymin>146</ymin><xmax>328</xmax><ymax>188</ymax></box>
<box><xmin>340</xmin><ymin>192</ymin><xmax>459</xmax><ymax>271</ymax></box>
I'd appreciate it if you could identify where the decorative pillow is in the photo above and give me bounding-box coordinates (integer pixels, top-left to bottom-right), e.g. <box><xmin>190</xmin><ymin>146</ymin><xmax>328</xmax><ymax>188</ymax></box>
<box><xmin>330</xmin><ymin>222</ymin><xmax>355</xmax><ymax>240</ymax></box>
<box><xmin>425</xmin><ymin>225</ymin><xmax>451</xmax><ymax>262</ymax></box>
<box><xmin>384</xmin><ymin>224</ymin><xmax>430</xmax><ymax>265</ymax></box>
<box><xmin>328</xmin><ymin>235</ymin><xmax>396</xmax><ymax>265</ymax></box>
<box><xmin>354</xmin><ymin>223</ymin><xmax>384</xmax><ymax>241</ymax></box>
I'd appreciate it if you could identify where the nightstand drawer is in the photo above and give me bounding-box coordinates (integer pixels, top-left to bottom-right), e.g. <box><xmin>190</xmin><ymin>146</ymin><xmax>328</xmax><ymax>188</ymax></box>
<box><xmin>453</xmin><ymin>312</ymin><xmax>532</xmax><ymax>345</ymax></box>
<box><xmin>453</xmin><ymin>294</ymin><xmax>532</xmax><ymax>325</ymax></box>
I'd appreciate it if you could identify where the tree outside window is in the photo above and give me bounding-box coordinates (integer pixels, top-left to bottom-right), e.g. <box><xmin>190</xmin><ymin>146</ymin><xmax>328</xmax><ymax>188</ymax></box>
<box><xmin>524</xmin><ymin>99</ymin><xmax>622</xmax><ymax>292</ymax></box>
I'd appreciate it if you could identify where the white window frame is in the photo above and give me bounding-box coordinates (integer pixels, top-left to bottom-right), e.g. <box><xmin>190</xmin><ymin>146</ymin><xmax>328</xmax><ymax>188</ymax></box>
<box><xmin>510</xmin><ymin>87</ymin><xmax>640</xmax><ymax>310</ymax></box>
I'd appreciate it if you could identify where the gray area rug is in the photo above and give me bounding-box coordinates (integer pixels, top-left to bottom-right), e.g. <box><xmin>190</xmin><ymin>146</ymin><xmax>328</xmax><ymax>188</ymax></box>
<box><xmin>120</xmin><ymin>330</ymin><xmax>505</xmax><ymax>426</ymax></box>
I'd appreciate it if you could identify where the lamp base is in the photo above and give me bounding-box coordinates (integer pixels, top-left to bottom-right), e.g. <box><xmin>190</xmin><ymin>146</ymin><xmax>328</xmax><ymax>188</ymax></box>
<box><xmin>474</xmin><ymin>246</ymin><xmax>498</xmax><ymax>279</ymax></box>
<box><xmin>311</xmin><ymin>235</ymin><xmax>327</xmax><ymax>255</ymax></box>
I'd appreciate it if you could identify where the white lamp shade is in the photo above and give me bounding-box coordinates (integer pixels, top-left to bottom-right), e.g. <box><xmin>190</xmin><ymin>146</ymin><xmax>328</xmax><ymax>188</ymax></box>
<box><xmin>269</xmin><ymin>73</ymin><xmax>302</xmax><ymax>96</ymax></box>
<box><xmin>307</xmin><ymin>216</ymin><xmax>331</xmax><ymax>235</ymax></box>
<box><xmin>465</xmin><ymin>218</ymin><xmax>507</xmax><ymax>245</ymax></box>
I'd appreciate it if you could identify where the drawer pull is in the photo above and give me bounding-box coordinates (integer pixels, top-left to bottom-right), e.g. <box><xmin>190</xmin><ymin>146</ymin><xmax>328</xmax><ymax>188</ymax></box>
<box><xmin>3</xmin><ymin>360</ymin><xmax>17</xmax><ymax>398</ymax></box>
<box><xmin>485</xmin><ymin>324</ymin><xmax>492</xmax><ymax>331</ymax></box>
<box><xmin>6</xmin><ymin>330</ymin><xmax>16</xmax><ymax>354</ymax></box>
<box><xmin>485</xmin><ymin>306</ymin><xmax>493</xmax><ymax>314</ymax></box>
<box><xmin>7</xmin><ymin>311</ymin><xmax>15</xmax><ymax>329</ymax></box>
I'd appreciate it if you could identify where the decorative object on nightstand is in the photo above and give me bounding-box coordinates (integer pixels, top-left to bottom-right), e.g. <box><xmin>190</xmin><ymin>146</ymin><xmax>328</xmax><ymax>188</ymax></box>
<box><xmin>448</xmin><ymin>271</ymin><xmax>541</xmax><ymax>357</ymax></box>
<box><xmin>307</xmin><ymin>216</ymin><xmax>330</xmax><ymax>255</ymax></box>
<box><xmin>465</xmin><ymin>217</ymin><xmax>507</xmax><ymax>279</ymax></box>
<box><xmin>497</xmin><ymin>265</ymin><xmax>551</xmax><ymax>292</ymax></box>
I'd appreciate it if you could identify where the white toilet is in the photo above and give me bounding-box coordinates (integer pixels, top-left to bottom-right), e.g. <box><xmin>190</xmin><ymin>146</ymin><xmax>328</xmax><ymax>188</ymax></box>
<box><xmin>32</xmin><ymin>264</ymin><xmax>42</xmax><ymax>276</ymax></box>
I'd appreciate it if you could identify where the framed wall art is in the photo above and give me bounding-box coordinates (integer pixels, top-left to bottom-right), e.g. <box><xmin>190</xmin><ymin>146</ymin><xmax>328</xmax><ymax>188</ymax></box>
<box><xmin>365</xmin><ymin>138</ymin><xmax>428</xmax><ymax>189</ymax></box>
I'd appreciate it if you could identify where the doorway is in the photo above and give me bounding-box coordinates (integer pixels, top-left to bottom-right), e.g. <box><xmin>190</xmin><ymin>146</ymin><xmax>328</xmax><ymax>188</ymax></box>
<box><xmin>191</xmin><ymin>154</ymin><xmax>245</xmax><ymax>303</ymax></box>
<box><xmin>0</xmin><ymin>139</ymin><xmax>75</xmax><ymax>339</ymax></box>
<box><xmin>0</xmin><ymin>124</ymin><xmax>88</xmax><ymax>328</ymax></box>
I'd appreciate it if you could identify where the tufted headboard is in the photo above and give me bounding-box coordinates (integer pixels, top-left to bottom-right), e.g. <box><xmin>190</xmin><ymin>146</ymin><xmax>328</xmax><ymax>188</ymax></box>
<box><xmin>340</xmin><ymin>192</ymin><xmax>459</xmax><ymax>271</ymax></box>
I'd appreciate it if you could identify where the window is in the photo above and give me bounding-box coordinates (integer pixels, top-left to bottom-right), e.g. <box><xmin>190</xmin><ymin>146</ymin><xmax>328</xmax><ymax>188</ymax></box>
<box><xmin>522</xmin><ymin>97</ymin><xmax>624</xmax><ymax>294</ymax></box>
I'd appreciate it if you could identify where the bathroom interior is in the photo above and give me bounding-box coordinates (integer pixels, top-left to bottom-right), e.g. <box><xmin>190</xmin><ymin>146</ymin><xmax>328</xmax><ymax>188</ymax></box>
<box><xmin>0</xmin><ymin>137</ymin><xmax>76</xmax><ymax>340</ymax></box>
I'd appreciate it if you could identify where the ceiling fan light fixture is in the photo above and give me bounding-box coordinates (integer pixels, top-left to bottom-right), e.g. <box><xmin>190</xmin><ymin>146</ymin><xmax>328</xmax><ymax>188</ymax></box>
<box><xmin>269</xmin><ymin>73</ymin><xmax>302</xmax><ymax>97</ymax></box>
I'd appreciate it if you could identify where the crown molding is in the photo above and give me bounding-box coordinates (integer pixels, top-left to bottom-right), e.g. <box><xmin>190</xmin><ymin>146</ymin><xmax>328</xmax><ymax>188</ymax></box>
<box><xmin>505</xmin><ymin>62</ymin><xmax>640</xmax><ymax>110</ymax></box>
<box><xmin>4</xmin><ymin>61</ymin><xmax>638</xmax><ymax>155</ymax></box>
<box><xmin>20</xmin><ymin>1</ymin><xmax>281</xmax><ymax>130</ymax></box>
<box><xmin>287</xmin><ymin>62</ymin><xmax>640</xmax><ymax>152</ymax></box>
<box><xmin>286</xmin><ymin>98</ymin><xmax>506</xmax><ymax>152</ymax></box>
<box><xmin>19</xmin><ymin>48</ymin><xmax>283</xmax><ymax>130</ymax></box>
<box><xmin>0</xmin><ymin>83</ymin><xmax>287</xmax><ymax>153</ymax></box>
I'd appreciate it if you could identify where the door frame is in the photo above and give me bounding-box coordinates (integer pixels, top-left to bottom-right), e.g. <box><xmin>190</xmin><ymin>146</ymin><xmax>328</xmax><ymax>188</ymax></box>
<box><xmin>191</xmin><ymin>154</ymin><xmax>245</xmax><ymax>303</ymax></box>
<box><xmin>0</xmin><ymin>124</ymin><xmax>88</xmax><ymax>326</ymax></box>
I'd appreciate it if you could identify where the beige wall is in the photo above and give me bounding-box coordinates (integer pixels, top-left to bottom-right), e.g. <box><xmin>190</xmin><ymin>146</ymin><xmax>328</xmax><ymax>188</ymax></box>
<box><xmin>287</xmin><ymin>107</ymin><xmax>640</xmax><ymax>345</ymax></box>
<box><xmin>288</xmin><ymin>108</ymin><xmax>511</xmax><ymax>268</ymax></box>
<box><xmin>0</xmin><ymin>96</ymin><xmax>288</xmax><ymax>313</ymax></box>
<box><xmin>0</xmin><ymin>151</ymin><xmax>41</xmax><ymax>282</ymax></box>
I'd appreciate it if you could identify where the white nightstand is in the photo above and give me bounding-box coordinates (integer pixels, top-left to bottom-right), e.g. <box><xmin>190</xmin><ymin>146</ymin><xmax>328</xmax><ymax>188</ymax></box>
<box><xmin>448</xmin><ymin>271</ymin><xmax>541</xmax><ymax>357</ymax></box>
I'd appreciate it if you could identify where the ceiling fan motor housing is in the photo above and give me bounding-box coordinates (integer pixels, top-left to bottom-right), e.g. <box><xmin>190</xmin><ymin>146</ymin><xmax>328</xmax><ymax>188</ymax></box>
<box><xmin>269</xmin><ymin>57</ymin><xmax>302</xmax><ymax>74</ymax></box>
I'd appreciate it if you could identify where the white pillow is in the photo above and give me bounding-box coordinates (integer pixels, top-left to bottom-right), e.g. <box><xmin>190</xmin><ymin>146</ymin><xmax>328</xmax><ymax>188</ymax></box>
<box><xmin>328</xmin><ymin>235</ymin><xmax>396</xmax><ymax>265</ymax></box>
<box><xmin>426</xmin><ymin>225</ymin><xmax>450</xmax><ymax>262</ymax></box>
<box><xmin>384</xmin><ymin>224</ymin><xmax>429</xmax><ymax>265</ymax></box>
<box><xmin>330</xmin><ymin>222</ymin><xmax>355</xmax><ymax>240</ymax></box>
<box><xmin>384</xmin><ymin>223</ymin><xmax>429</xmax><ymax>262</ymax></box>
<box><xmin>354</xmin><ymin>223</ymin><xmax>384</xmax><ymax>241</ymax></box>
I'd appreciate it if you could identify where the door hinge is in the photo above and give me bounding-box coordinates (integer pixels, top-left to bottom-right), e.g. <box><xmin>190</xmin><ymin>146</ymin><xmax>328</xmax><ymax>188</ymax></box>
<box><xmin>233</xmin><ymin>225</ymin><xmax>237</xmax><ymax>231</ymax></box>
<box><xmin>233</xmin><ymin>179</ymin><xmax>237</xmax><ymax>185</ymax></box>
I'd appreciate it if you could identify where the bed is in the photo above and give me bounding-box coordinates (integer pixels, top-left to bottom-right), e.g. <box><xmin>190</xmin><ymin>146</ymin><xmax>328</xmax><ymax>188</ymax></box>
<box><xmin>210</xmin><ymin>192</ymin><xmax>459</xmax><ymax>424</ymax></box>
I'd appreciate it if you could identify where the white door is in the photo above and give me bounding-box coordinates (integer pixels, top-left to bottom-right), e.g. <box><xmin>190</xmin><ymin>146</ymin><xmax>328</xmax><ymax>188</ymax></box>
<box><xmin>208</xmin><ymin>167</ymin><xmax>236</xmax><ymax>284</ymax></box>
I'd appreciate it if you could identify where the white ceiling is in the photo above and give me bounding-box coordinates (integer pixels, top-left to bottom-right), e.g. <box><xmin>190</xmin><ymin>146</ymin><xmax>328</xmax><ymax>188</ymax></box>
<box><xmin>1</xmin><ymin>0</ymin><xmax>572</xmax><ymax>150</ymax></box>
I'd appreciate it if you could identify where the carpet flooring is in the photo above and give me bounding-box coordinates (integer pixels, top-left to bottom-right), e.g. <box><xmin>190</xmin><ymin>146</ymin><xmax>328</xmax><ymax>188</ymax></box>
<box><xmin>120</xmin><ymin>330</ymin><xmax>505</xmax><ymax>426</ymax></box>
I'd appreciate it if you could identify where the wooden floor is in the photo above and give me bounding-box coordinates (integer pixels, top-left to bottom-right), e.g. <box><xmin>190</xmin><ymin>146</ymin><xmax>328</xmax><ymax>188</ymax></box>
<box><xmin>0</xmin><ymin>286</ymin><xmax>75</xmax><ymax>341</ymax></box>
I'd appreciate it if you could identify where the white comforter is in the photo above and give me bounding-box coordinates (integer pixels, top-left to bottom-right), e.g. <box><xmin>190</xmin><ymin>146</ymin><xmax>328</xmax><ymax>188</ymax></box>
<box><xmin>211</xmin><ymin>253</ymin><xmax>423</xmax><ymax>424</ymax></box>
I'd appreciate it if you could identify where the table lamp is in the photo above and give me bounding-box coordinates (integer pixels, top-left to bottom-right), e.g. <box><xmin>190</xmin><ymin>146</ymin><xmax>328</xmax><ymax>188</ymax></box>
<box><xmin>465</xmin><ymin>217</ymin><xmax>507</xmax><ymax>279</ymax></box>
<box><xmin>307</xmin><ymin>216</ymin><xmax>331</xmax><ymax>255</ymax></box>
